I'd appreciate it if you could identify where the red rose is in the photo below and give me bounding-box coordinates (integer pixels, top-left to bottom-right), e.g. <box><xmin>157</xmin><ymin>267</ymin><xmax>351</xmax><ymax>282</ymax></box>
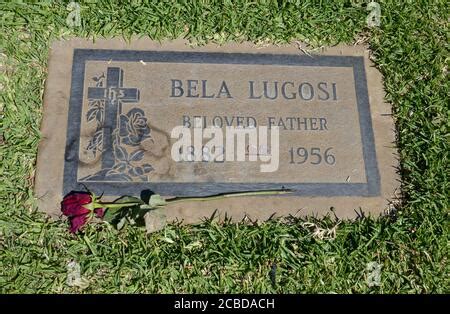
<box><xmin>61</xmin><ymin>192</ymin><xmax>105</xmax><ymax>233</ymax></box>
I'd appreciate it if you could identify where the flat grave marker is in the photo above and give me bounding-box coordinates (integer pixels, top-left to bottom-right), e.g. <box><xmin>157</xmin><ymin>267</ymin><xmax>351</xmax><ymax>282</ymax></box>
<box><xmin>35</xmin><ymin>39</ymin><xmax>400</xmax><ymax>231</ymax></box>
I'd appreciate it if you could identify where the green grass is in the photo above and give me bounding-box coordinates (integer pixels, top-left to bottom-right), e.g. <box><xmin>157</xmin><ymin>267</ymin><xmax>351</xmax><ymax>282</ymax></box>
<box><xmin>0</xmin><ymin>0</ymin><xmax>448</xmax><ymax>293</ymax></box>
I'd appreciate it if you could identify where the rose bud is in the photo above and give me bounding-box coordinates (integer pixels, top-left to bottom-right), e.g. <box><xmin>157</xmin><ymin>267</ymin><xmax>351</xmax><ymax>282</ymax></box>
<box><xmin>61</xmin><ymin>191</ymin><xmax>105</xmax><ymax>233</ymax></box>
<box><xmin>61</xmin><ymin>191</ymin><xmax>93</xmax><ymax>217</ymax></box>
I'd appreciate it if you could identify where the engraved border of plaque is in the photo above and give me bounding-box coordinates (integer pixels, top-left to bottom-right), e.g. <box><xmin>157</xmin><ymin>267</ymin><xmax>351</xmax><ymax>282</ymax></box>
<box><xmin>63</xmin><ymin>49</ymin><xmax>380</xmax><ymax>197</ymax></box>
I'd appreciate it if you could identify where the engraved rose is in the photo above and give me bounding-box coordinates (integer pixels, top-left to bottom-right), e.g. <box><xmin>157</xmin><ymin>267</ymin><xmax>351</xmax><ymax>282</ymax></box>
<box><xmin>119</xmin><ymin>108</ymin><xmax>151</xmax><ymax>146</ymax></box>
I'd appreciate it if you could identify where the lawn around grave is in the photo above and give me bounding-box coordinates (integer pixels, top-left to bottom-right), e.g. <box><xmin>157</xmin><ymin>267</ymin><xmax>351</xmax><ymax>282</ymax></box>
<box><xmin>0</xmin><ymin>1</ymin><xmax>448</xmax><ymax>293</ymax></box>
